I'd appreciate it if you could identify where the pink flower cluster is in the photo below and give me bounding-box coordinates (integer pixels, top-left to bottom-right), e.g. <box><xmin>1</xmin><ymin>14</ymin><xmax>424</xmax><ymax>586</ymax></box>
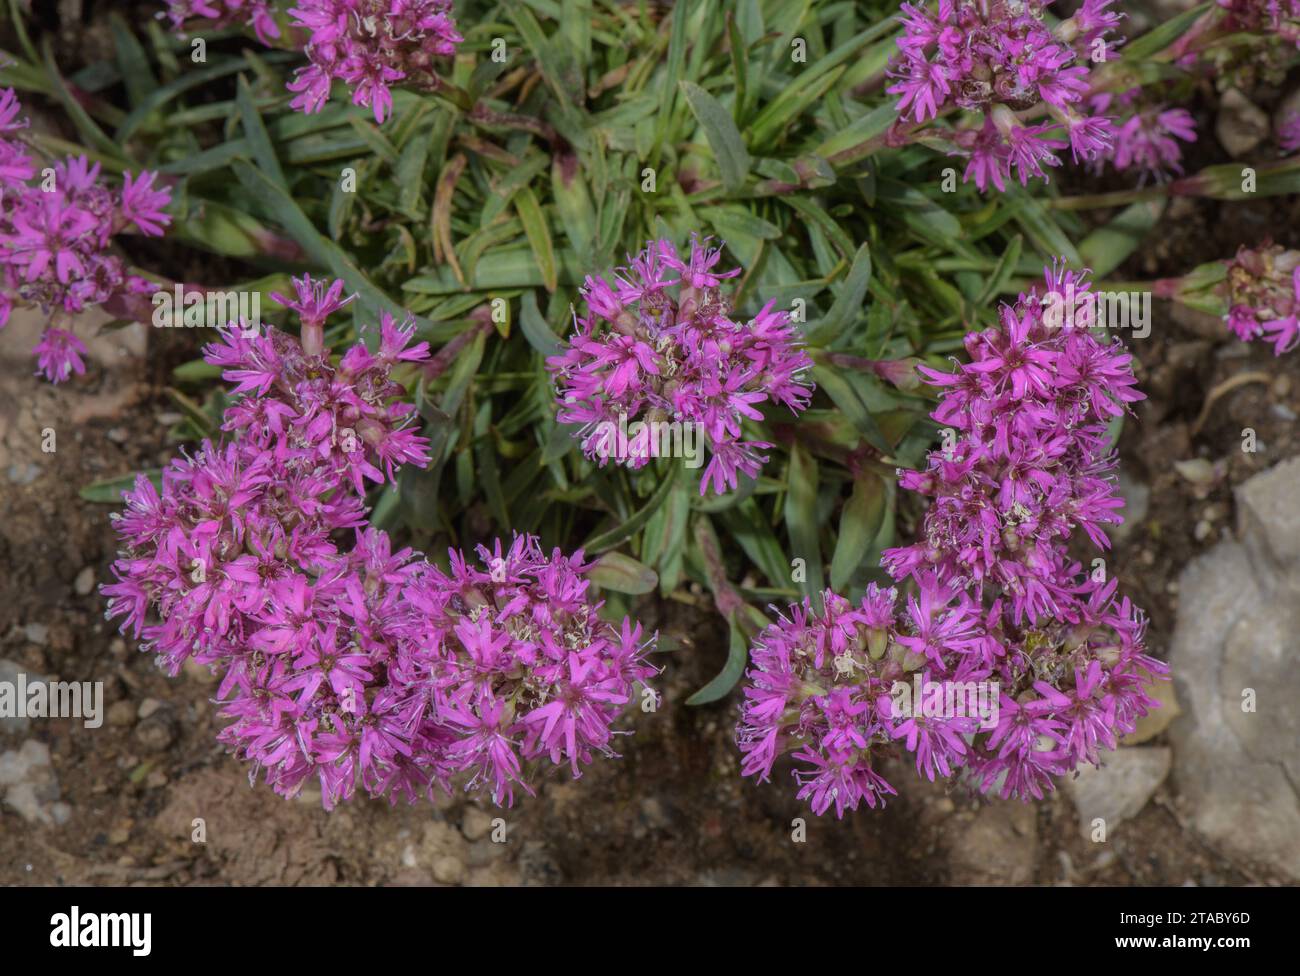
<box><xmin>1221</xmin><ymin>242</ymin><xmax>1300</xmax><ymax>354</ymax></box>
<box><xmin>103</xmin><ymin>276</ymin><xmax>655</xmax><ymax>808</ymax></box>
<box><xmin>1171</xmin><ymin>1</ymin><xmax>1300</xmax><ymax>86</ymax></box>
<box><xmin>286</xmin><ymin>0</ymin><xmax>462</xmax><ymax>122</ymax></box>
<box><xmin>1217</xmin><ymin>0</ymin><xmax>1300</xmax><ymax>47</ymax></box>
<box><xmin>1088</xmin><ymin>89</ymin><xmax>1197</xmax><ymax>179</ymax></box>
<box><xmin>1</xmin><ymin>88</ymin><xmax>171</xmax><ymax>382</ymax></box>
<box><xmin>547</xmin><ymin>237</ymin><xmax>814</xmax><ymax>496</ymax></box>
<box><xmin>160</xmin><ymin>1</ymin><xmax>281</xmax><ymax>45</ymax></box>
<box><xmin>737</xmin><ymin>264</ymin><xmax>1165</xmax><ymax>816</ymax></box>
<box><xmin>160</xmin><ymin>1</ymin><xmax>461</xmax><ymax>122</ymax></box>
<box><xmin>888</xmin><ymin>0</ymin><xmax>1123</xmax><ymax>191</ymax></box>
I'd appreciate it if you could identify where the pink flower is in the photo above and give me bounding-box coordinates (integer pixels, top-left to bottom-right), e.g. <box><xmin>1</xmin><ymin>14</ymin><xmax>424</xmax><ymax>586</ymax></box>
<box><xmin>1218</xmin><ymin>243</ymin><xmax>1300</xmax><ymax>355</ymax></box>
<box><xmin>286</xmin><ymin>0</ymin><xmax>462</xmax><ymax>122</ymax></box>
<box><xmin>548</xmin><ymin>236</ymin><xmax>813</xmax><ymax>495</ymax></box>
<box><xmin>1</xmin><ymin>90</ymin><xmax>173</xmax><ymax>382</ymax></box>
<box><xmin>161</xmin><ymin>0</ymin><xmax>280</xmax><ymax>44</ymax></box>
<box><xmin>887</xmin><ymin>0</ymin><xmax>1122</xmax><ymax>189</ymax></box>
<box><xmin>1090</xmin><ymin>89</ymin><xmax>1197</xmax><ymax>179</ymax></box>
<box><xmin>32</xmin><ymin>327</ymin><xmax>87</xmax><ymax>383</ymax></box>
<box><xmin>120</xmin><ymin>171</ymin><xmax>173</xmax><ymax>236</ymax></box>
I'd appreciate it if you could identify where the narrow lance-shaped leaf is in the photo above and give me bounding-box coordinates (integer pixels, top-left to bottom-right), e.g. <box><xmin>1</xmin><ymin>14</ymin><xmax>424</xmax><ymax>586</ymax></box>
<box><xmin>1078</xmin><ymin>203</ymin><xmax>1163</xmax><ymax>279</ymax></box>
<box><xmin>686</xmin><ymin>618</ymin><xmax>749</xmax><ymax>705</ymax></box>
<box><xmin>679</xmin><ymin>80</ymin><xmax>750</xmax><ymax>193</ymax></box>
<box><xmin>237</xmin><ymin>74</ymin><xmax>287</xmax><ymax>190</ymax></box>
<box><xmin>976</xmin><ymin>234</ymin><xmax>1023</xmax><ymax>305</ymax></box>
<box><xmin>515</xmin><ymin>187</ymin><xmax>558</xmax><ymax>293</ymax></box>
<box><xmin>805</xmin><ymin>243</ymin><xmax>871</xmax><ymax>346</ymax></box>
<box><xmin>829</xmin><ymin>472</ymin><xmax>887</xmax><ymax>591</ymax></box>
<box><xmin>583</xmin><ymin>465</ymin><xmax>680</xmax><ymax>552</ymax></box>
<box><xmin>588</xmin><ymin>552</ymin><xmax>659</xmax><ymax>595</ymax></box>
<box><xmin>785</xmin><ymin>443</ymin><xmax>825</xmax><ymax>608</ymax></box>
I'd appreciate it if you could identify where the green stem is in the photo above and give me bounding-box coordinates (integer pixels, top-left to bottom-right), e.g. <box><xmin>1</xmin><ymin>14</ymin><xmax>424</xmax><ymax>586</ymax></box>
<box><xmin>1049</xmin><ymin>185</ymin><xmax>1170</xmax><ymax>211</ymax></box>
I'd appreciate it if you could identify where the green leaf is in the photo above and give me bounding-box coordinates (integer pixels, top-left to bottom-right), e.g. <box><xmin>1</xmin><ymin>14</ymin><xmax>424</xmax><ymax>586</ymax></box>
<box><xmin>654</xmin><ymin>0</ymin><xmax>691</xmax><ymax>153</ymax></box>
<box><xmin>588</xmin><ymin>552</ymin><xmax>659</xmax><ymax>595</ymax></box>
<box><xmin>396</xmin><ymin>118</ymin><xmax>435</xmax><ymax>216</ymax></box>
<box><xmin>679</xmin><ymin>80</ymin><xmax>750</xmax><ymax>193</ymax></box>
<box><xmin>1013</xmin><ymin>191</ymin><xmax>1081</xmax><ymax>266</ymax></box>
<box><xmin>231</xmin><ymin>160</ymin><xmax>424</xmax><ymax>328</ymax></box>
<box><xmin>551</xmin><ymin>155</ymin><xmax>598</xmax><ymax>266</ymax></box>
<box><xmin>7</xmin><ymin>0</ymin><xmax>39</xmax><ymax>64</ymax></box>
<box><xmin>236</xmin><ymin>75</ymin><xmax>287</xmax><ymax>190</ymax></box>
<box><xmin>160</xmin><ymin>138</ymin><xmax>249</xmax><ymax>176</ymax></box>
<box><xmin>805</xmin><ymin>243</ymin><xmax>871</xmax><ymax>345</ymax></box>
<box><xmin>817</xmin><ymin>103</ymin><xmax>895</xmax><ymax>166</ymax></box>
<box><xmin>508</xmin><ymin>4</ymin><xmax>583</xmax><ymax>105</ymax></box>
<box><xmin>642</xmin><ymin>476</ymin><xmax>691</xmax><ymax>593</ymax></box>
<box><xmin>347</xmin><ymin>116</ymin><xmax>399</xmax><ymax>164</ymax></box>
<box><xmin>520</xmin><ymin>290</ymin><xmax>565</xmax><ymax>358</ymax></box>
<box><xmin>975</xmin><ymin>234</ymin><xmax>1023</xmax><ymax>305</ymax></box>
<box><xmin>80</xmin><ymin>470</ymin><xmax>161</xmax><ymax>503</ymax></box>
<box><xmin>782</xmin><ymin>196</ymin><xmax>855</xmax><ymax>262</ymax></box>
<box><xmin>697</xmin><ymin>205</ymin><xmax>781</xmax><ymax>242</ymax></box>
<box><xmin>1120</xmin><ymin>3</ymin><xmax>1212</xmax><ymax>62</ymax></box>
<box><xmin>41</xmin><ymin>38</ymin><xmax>121</xmax><ymax>159</ymax></box>
<box><xmin>116</xmin><ymin>51</ymin><xmax>298</xmax><ymax>143</ymax></box>
<box><xmin>172</xmin><ymin>198</ymin><xmax>289</xmax><ymax>259</ymax></box>
<box><xmin>686</xmin><ymin>618</ymin><xmax>748</xmax><ymax>705</ymax></box>
<box><xmin>515</xmin><ymin>188</ymin><xmax>558</xmax><ymax>293</ymax></box>
<box><xmin>727</xmin><ymin>11</ymin><xmax>751</xmax><ymax>122</ymax></box>
<box><xmin>1078</xmin><ymin>202</ymin><xmax>1164</xmax><ymax>278</ymax></box>
<box><xmin>583</xmin><ymin>466</ymin><xmax>679</xmax><ymax>552</ymax></box>
<box><xmin>748</xmin><ymin>65</ymin><xmax>846</xmax><ymax>151</ymax></box>
<box><xmin>829</xmin><ymin>473</ymin><xmax>886</xmax><ymax>591</ymax></box>
<box><xmin>811</xmin><ymin>363</ymin><xmax>891</xmax><ymax>452</ymax></box>
<box><xmin>718</xmin><ymin>500</ymin><xmax>791</xmax><ymax>588</ymax></box>
<box><xmin>172</xmin><ymin>359</ymin><xmax>224</xmax><ymax>383</ymax></box>
<box><xmin>109</xmin><ymin>14</ymin><xmax>156</xmax><ymax>108</ymax></box>
<box><xmin>785</xmin><ymin>443</ymin><xmax>825</xmax><ymax>604</ymax></box>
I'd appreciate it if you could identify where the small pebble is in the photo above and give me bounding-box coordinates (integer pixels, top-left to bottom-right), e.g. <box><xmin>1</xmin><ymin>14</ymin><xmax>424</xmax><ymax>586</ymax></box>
<box><xmin>7</xmin><ymin>463</ymin><xmax>40</xmax><ymax>486</ymax></box>
<box><xmin>460</xmin><ymin>807</ymin><xmax>494</xmax><ymax>842</ymax></box>
<box><xmin>137</xmin><ymin>698</ymin><xmax>164</xmax><ymax>721</ymax></box>
<box><xmin>133</xmin><ymin>717</ymin><xmax>176</xmax><ymax>753</ymax></box>
<box><xmin>107</xmin><ymin>701</ymin><xmax>137</xmax><ymax>728</ymax></box>
<box><xmin>432</xmin><ymin>855</ymin><xmax>467</xmax><ymax>885</ymax></box>
<box><xmin>74</xmin><ymin>567</ymin><xmax>95</xmax><ymax>596</ymax></box>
